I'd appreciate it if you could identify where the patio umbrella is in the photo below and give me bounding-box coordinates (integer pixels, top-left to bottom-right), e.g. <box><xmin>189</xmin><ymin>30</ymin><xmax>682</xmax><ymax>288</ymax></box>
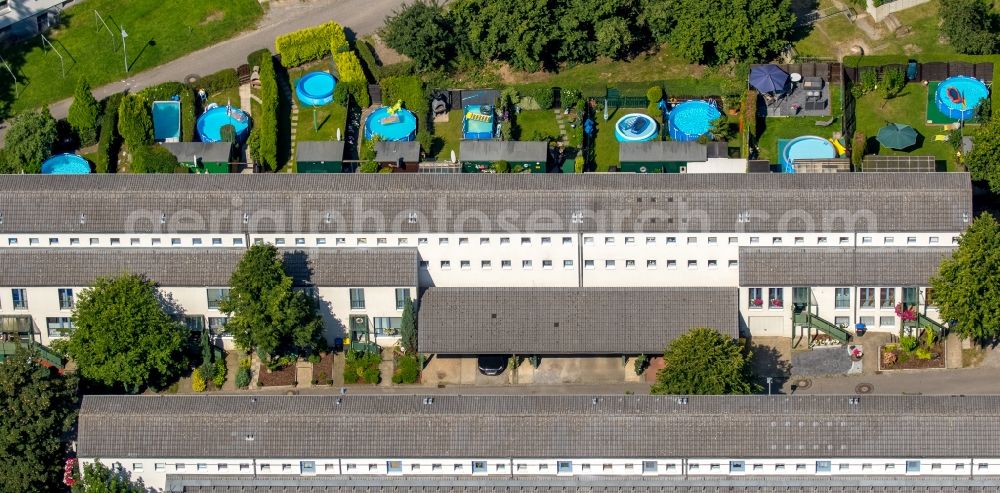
<box><xmin>876</xmin><ymin>123</ymin><xmax>918</xmax><ymax>149</ymax></box>
<box><xmin>749</xmin><ymin>65</ymin><xmax>789</xmax><ymax>93</ymax></box>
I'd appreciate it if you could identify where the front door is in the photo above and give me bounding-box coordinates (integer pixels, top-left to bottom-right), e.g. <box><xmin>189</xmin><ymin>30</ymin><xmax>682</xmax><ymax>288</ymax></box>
<box><xmin>349</xmin><ymin>315</ymin><xmax>369</xmax><ymax>345</ymax></box>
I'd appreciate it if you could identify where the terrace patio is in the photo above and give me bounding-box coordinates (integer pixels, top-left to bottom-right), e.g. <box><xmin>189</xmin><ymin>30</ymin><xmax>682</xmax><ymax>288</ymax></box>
<box><xmin>761</xmin><ymin>77</ymin><xmax>833</xmax><ymax>118</ymax></box>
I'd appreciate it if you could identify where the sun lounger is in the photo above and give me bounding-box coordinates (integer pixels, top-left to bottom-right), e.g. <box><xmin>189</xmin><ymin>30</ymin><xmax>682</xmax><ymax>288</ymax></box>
<box><xmin>815</xmin><ymin>117</ymin><xmax>837</xmax><ymax>127</ymax></box>
<box><xmin>934</xmin><ymin>134</ymin><xmax>949</xmax><ymax>142</ymax></box>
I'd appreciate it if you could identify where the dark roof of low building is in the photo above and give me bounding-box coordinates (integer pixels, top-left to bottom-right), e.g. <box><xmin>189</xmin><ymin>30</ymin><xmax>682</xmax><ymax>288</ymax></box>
<box><xmin>747</xmin><ymin>160</ymin><xmax>772</xmax><ymax>173</ymax></box>
<box><xmin>0</xmin><ymin>173</ymin><xmax>972</xmax><ymax>234</ymax></box>
<box><xmin>78</xmin><ymin>394</ymin><xmax>1000</xmax><ymax>460</ymax></box>
<box><xmin>619</xmin><ymin>142</ymin><xmax>708</xmax><ymax>163</ymax></box>
<box><xmin>0</xmin><ymin>248</ymin><xmax>418</xmax><ymax>287</ymax></box>
<box><xmin>459</xmin><ymin>141</ymin><xmax>548</xmax><ymax>162</ymax></box>
<box><xmin>374</xmin><ymin>141</ymin><xmax>420</xmax><ymax>163</ymax></box>
<box><xmin>160</xmin><ymin>142</ymin><xmax>231</xmax><ymax>163</ymax></box>
<box><xmin>861</xmin><ymin>155</ymin><xmax>936</xmax><ymax>172</ymax></box>
<box><xmin>297</xmin><ymin>141</ymin><xmax>345</xmax><ymax>163</ymax></box>
<box><xmin>739</xmin><ymin>247</ymin><xmax>955</xmax><ymax>286</ymax></box>
<box><xmin>705</xmin><ymin>141</ymin><xmax>729</xmax><ymax>159</ymax></box>
<box><xmin>419</xmin><ymin>287</ymin><xmax>736</xmax><ymax>354</ymax></box>
<box><xmin>793</xmin><ymin>159</ymin><xmax>852</xmax><ymax>173</ymax></box>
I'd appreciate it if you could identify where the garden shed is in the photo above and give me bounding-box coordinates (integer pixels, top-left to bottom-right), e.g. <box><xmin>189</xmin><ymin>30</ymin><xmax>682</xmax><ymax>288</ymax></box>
<box><xmin>374</xmin><ymin>141</ymin><xmax>421</xmax><ymax>172</ymax></box>
<box><xmin>619</xmin><ymin>141</ymin><xmax>707</xmax><ymax>173</ymax></box>
<box><xmin>459</xmin><ymin>141</ymin><xmax>548</xmax><ymax>173</ymax></box>
<box><xmin>160</xmin><ymin>142</ymin><xmax>232</xmax><ymax>174</ymax></box>
<box><xmin>296</xmin><ymin>141</ymin><xmax>346</xmax><ymax>173</ymax></box>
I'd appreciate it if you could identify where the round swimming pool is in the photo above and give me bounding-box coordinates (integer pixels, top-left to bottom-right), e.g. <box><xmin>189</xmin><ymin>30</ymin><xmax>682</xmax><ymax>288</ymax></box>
<box><xmin>364</xmin><ymin>107</ymin><xmax>417</xmax><ymax>142</ymax></box>
<box><xmin>782</xmin><ymin>136</ymin><xmax>836</xmax><ymax>172</ymax></box>
<box><xmin>296</xmin><ymin>71</ymin><xmax>336</xmax><ymax>107</ymax></box>
<box><xmin>614</xmin><ymin>113</ymin><xmax>658</xmax><ymax>142</ymax></box>
<box><xmin>41</xmin><ymin>153</ymin><xmax>91</xmax><ymax>174</ymax></box>
<box><xmin>668</xmin><ymin>100</ymin><xmax>721</xmax><ymax>142</ymax></box>
<box><xmin>197</xmin><ymin>106</ymin><xmax>251</xmax><ymax>143</ymax></box>
<box><xmin>935</xmin><ymin>76</ymin><xmax>989</xmax><ymax>120</ymax></box>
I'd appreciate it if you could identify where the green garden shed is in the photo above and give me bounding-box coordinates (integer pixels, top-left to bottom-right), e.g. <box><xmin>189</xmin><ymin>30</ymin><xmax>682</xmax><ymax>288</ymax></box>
<box><xmin>618</xmin><ymin>141</ymin><xmax>709</xmax><ymax>173</ymax></box>
<box><xmin>460</xmin><ymin>141</ymin><xmax>548</xmax><ymax>173</ymax></box>
<box><xmin>296</xmin><ymin>141</ymin><xmax>346</xmax><ymax>173</ymax></box>
<box><xmin>161</xmin><ymin>142</ymin><xmax>232</xmax><ymax>174</ymax></box>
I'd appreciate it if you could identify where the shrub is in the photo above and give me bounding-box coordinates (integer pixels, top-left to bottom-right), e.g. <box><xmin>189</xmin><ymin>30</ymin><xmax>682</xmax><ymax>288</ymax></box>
<box><xmin>915</xmin><ymin>347</ymin><xmax>933</xmax><ymax>360</ymax></box>
<box><xmin>344</xmin><ymin>350</ymin><xmax>381</xmax><ymax>384</ymax></box>
<box><xmin>275</xmin><ymin>20</ymin><xmax>346</xmax><ymax>67</ymax></box>
<box><xmin>646</xmin><ymin>85</ymin><xmax>663</xmax><ymax>114</ymax></box>
<box><xmin>561</xmin><ymin>88</ymin><xmax>580</xmax><ymax>110</ymax></box>
<box><xmin>131</xmin><ymin>145</ymin><xmax>180</xmax><ymax>174</ymax></box>
<box><xmin>976</xmin><ymin>96</ymin><xmax>992</xmax><ymax>122</ymax></box>
<box><xmin>530</xmin><ymin>87</ymin><xmax>554</xmax><ymax>109</ymax></box>
<box><xmin>191</xmin><ymin>368</ymin><xmax>207</xmax><ymax>392</ymax></box>
<box><xmin>235</xmin><ymin>367</ymin><xmax>252</xmax><ymax>388</ymax></box>
<box><xmin>392</xmin><ymin>354</ymin><xmax>421</xmax><ymax>384</ymax></box>
<box><xmin>633</xmin><ymin>354</ymin><xmax>649</xmax><ymax>375</ymax></box>
<box><xmin>220</xmin><ymin>124</ymin><xmax>237</xmax><ymax>143</ymax></box>
<box><xmin>3</xmin><ymin>109</ymin><xmax>58</xmax><ymax>174</ymax></box>
<box><xmin>117</xmin><ymin>94</ymin><xmax>153</xmax><ymax>148</ymax></box>
<box><xmin>851</xmin><ymin>132</ymin><xmax>866</xmax><ymax>169</ymax></box>
<box><xmin>416</xmin><ymin>129</ymin><xmax>432</xmax><ymax>153</ymax></box>
<box><xmin>379</xmin><ymin>61</ymin><xmax>416</xmax><ymax>78</ymax></box>
<box><xmin>355</xmin><ymin>39</ymin><xmax>381</xmax><ymax>81</ymax></box>
<box><xmin>256</xmin><ymin>55</ymin><xmax>279</xmax><ymax>170</ymax></box>
<box><xmin>68</xmin><ymin>78</ymin><xmax>100</xmax><ymax>146</ymax></box>
<box><xmin>338</xmin><ymin>80</ymin><xmax>370</xmax><ymax>108</ymax></box>
<box><xmin>96</xmin><ymin>93</ymin><xmax>124</xmax><ymax>173</ymax></box>
<box><xmin>900</xmin><ymin>335</ymin><xmax>919</xmax><ymax>352</ymax></box>
<box><xmin>247</xmin><ymin>48</ymin><xmax>272</xmax><ymax>68</ymax></box>
<box><xmin>334</xmin><ymin>50</ymin><xmax>367</xmax><ymax>83</ymax></box>
<box><xmin>213</xmin><ymin>359</ymin><xmax>227</xmax><ymax>388</ymax></box>
<box><xmin>743</xmin><ymin>90</ymin><xmax>758</xmax><ymax>139</ymax></box>
<box><xmin>855</xmin><ymin>69</ymin><xmax>879</xmax><ymax>97</ymax></box>
<box><xmin>196</xmin><ymin>68</ymin><xmax>240</xmax><ymax>95</ymax></box>
<box><xmin>574</xmin><ymin>154</ymin><xmax>584</xmax><ymax>173</ymax></box>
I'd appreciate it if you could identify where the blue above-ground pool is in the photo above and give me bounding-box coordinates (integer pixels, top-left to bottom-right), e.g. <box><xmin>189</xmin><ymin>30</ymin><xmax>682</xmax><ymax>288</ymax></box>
<box><xmin>365</xmin><ymin>107</ymin><xmax>417</xmax><ymax>142</ymax></box>
<box><xmin>463</xmin><ymin>105</ymin><xmax>494</xmax><ymax>139</ymax></box>
<box><xmin>296</xmin><ymin>71</ymin><xmax>336</xmax><ymax>107</ymax></box>
<box><xmin>781</xmin><ymin>135</ymin><xmax>836</xmax><ymax>173</ymax></box>
<box><xmin>614</xmin><ymin>113</ymin><xmax>658</xmax><ymax>142</ymax></box>
<box><xmin>152</xmin><ymin>100</ymin><xmax>181</xmax><ymax>142</ymax></box>
<box><xmin>935</xmin><ymin>76</ymin><xmax>989</xmax><ymax>120</ymax></box>
<box><xmin>41</xmin><ymin>153</ymin><xmax>91</xmax><ymax>174</ymax></box>
<box><xmin>197</xmin><ymin>106</ymin><xmax>251</xmax><ymax>143</ymax></box>
<box><xmin>669</xmin><ymin>100</ymin><xmax>721</xmax><ymax>141</ymax></box>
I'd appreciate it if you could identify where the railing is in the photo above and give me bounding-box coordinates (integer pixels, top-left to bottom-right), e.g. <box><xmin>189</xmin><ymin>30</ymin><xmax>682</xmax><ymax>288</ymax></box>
<box><xmin>793</xmin><ymin>311</ymin><xmax>851</xmax><ymax>344</ymax></box>
<box><xmin>0</xmin><ymin>341</ymin><xmax>63</xmax><ymax>368</ymax></box>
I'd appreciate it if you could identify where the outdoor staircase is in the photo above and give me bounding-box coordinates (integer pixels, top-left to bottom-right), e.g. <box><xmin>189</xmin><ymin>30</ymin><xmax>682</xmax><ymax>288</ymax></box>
<box><xmin>917</xmin><ymin>313</ymin><xmax>948</xmax><ymax>335</ymax></box>
<box><xmin>0</xmin><ymin>341</ymin><xmax>64</xmax><ymax>370</ymax></box>
<box><xmin>793</xmin><ymin>310</ymin><xmax>851</xmax><ymax>345</ymax></box>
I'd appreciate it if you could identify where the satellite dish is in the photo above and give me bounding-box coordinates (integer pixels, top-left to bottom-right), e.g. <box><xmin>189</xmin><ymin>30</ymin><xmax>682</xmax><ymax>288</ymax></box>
<box><xmin>337</xmin><ymin>128</ymin><xmax>342</xmax><ymax>141</ymax></box>
<box><xmin>450</xmin><ymin>150</ymin><xmax>457</xmax><ymax>163</ymax></box>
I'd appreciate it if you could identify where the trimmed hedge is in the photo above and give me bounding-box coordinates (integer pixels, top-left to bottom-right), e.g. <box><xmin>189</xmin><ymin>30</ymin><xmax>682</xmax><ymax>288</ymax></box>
<box><xmin>334</xmin><ymin>50</ymin><xmax>370</xmax><ymax>107</ymax></box>
<box><xmin>275</xmin><ymin>21</ymin><xmax>347</xmax><ymax>67</ymax></box>
<box><xmin>256</xmin><ymin>52</ymin><xmax>280</xmax><ymax>171</ymax></box>
<box><xmin>96</xmin><ymin>93</ymin><xmax>125</xmax><ymax>173</ymax></box>
<box><xmin>355</xmin><ymin>39</ymin><xmax>381</xmax><ymax>81</ymax></box>
<box><xmin>196</xmin><ymin>68</ymin><xmax>240</xmax><ymax>95</ymax></box>
<box><xmin>132</xmin><ymin>144</ymin><xmax>182</xmax><ymax>174</ymax></box>
<box><xmin>139</xmin><ymin>82</ymin><xmax>196</xmax><ymax>142</ymax></box>
<box><xmin>380</xmin><ymin>76</ymin><xmax>426</xmax><ymax>116</ymax></box>
<box><xmin>247</xmin><ymin>48</ymin><xmax>271</xmax><ymax>68</ymax></box>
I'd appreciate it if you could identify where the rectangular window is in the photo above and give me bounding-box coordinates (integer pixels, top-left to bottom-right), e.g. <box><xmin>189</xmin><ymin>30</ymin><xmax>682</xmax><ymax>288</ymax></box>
<box><xmin>929</xmin><ymin>236</ymin><xmax>939</xmax><ymax>244</ymax></box>
<box><xmin>563</xmin><ymin>260</ymin><xmax>573</xmax><ymax>269</ymax></box>
<box><xmin>460</xmin><ymin>260</ymin><xmax>471</xmax><ymax>270</ymax></box>
<box><xmin>522</xmin><ymin>237</ymin><xmax>531</xmax><ymax>245</ymax></box>
<box><xmin>206</xmin><ymin>288</ymin><xmax>229</xmax><ymax>309</ymax></box>
<box><xmin>395</xmin><ymin>288</ymin><xmax>411</xmax><ymax>310</ymax></box>
<box><xmin>666</xmin><ymin>237</ymin><xmax>676</xmax><ymax>244</ymax></box>
<box><xmin>707</xmin><ymin>260</ymin><xmax>718</xmax><ymax>269</ymax></box>
<box><xmin>417</xmin><ymin>238</ymin><xmax>427</xmax><ymax>245</ymax></box>
<box><xmin>541</xmin><ymin>237</ymin><xmax>551</xmax><ymax>244</ymax></box>
<box><xmin>647</xmin><ymin>260</ymin><xmax>657</xmax><ymax>268</ymax></box>
<box><xmin>185</xmin><ymin>316</ymin><xmax>205</xmax><ymax>332</ymax></box>
<box><xmin>884</xmin><ymin>236</ymin><xmax>894</xmax><ymax>244</ymax></box>
<box><xmin>880</xmin><ymin>316</ymin><xmax>895</xmax><ymax>327</ymax></box>
<box><xmin>605</xmin><ymin>237</ymin><xmax>614</xmax><ymax>245</ymax></box>
<box><xmin>625</xmin><ymin>259</ymin><xmax>635</xmax><ymax>269</ymax></box>
<box><xmin>749</xmin><ymin>288</ymin><xmax>763</xmax><ymax>309</ymax></box>
<box><xmin>625</xmin><ymin>236</ymin><xmax>635</xmax><ymax>244</ymax></box>
<box><xmin>480</xmin><ymin>237</ymin><xmax>490</xmax><ymax>245</ymax></box>
<box><xmin>315</xmin><ymin>238</ymin><xmax>325</xmax><ymax>245</ymax></box>
<box><xmin>708</xmin><ymin>237</ymin><xmax>717</xmax><ymax>245</ymax></box>
<box><xmin>212</xmin><ymin>238</ymin><xmax>223</xmax><ymax>245</ymax></box>
<box><xmin>57</xmin><ymin>289</ymin><xmax>74</xmax><ymax>309</ymax></box>
<box><xmin>687</xmin><ymin>260</ymin><xmax>697</xmax><ymax>269</ymax></box>
<box><xmin>234</xmin><ymin>237</ymin><xmax>244</xmax><ymax>246</ymax></box>
<box><xmin>349</xmin><ymin>288</ymin><xmax>366</xmax><ymax>309</ymax></box>
<box><xmin>772</xmin><ymin>236</ymin><xmax>782</xmax><ymax>245</ymax></box>
<box><xmin>155</xmin><ymin>463</ymin><xmax>165</xmax><ymax>472</ymax></box>
<box><xmin>70</xmin><ymin>238</ymin><xmax>81</xmax><ymax>245</ymax></box>
<box><xmin>729</xmin><ymin>236</ymin><xmax>738</xmax><ymax>244</ymax></box>
<box><xmin>880</xmin><ymin>288</ymin><xmax>895</xmax><ymax>308</ymax></box>
<box><xmin>386</xmin><ymin>461</ymin><xmax>402</xmax><ymax>473</ymax></box>
<box><xmin>542</xmin><ymin>260</ymin><xmax>553</xmax><ymax>269</ymax></box>
<box><xmin>642</xmin><ymin>461</ymin><xmax>657</xmax><ymax>472</ymax></box>
<box><xmin>816</xmin><ymin>461</ymin><xmax>831</xmax><ymax>473</ymax></box>
<box><xmin>646</xmin><ymin>237</ymin><xmax>656</xmax><ymax>245</ymax></box>
<box><xmin>482</xmin><ymin>260</ymin><xmax>492</xmax><ymax>270</ymax></box>
<box><xmin>584</xmin><ymin>260</ymin><xmax>594</xmax><ymax>269</ymax></box>
<box><xmin>904</xmin><ymin>461</ymin><xmax>920</xmax><ymax>473</ymax></box>
<box><xmin>472</xmin><ymin>461</ymin><xmax>487</xmax><ymax>473</ymax></box>
<box><xmin>768</xmin><ymin>288</ymin><xmax>784</xmax><ymax>309</ymax></box>
<box><xmin>859</xmin><ymin>316</ymin><xmax>875</xmax><ymax>327</ymax></box>
<box><xmin>440</xmin><ymin>260</ymin><xmax>451</xmax><ymax>270</ymax></box>
<box><xmin>749</xmin><ymin>237</ymin><xmax>759</xmax><ymax>244</ymax></box>
<box><xmin>395</xmin><ymin>238</ymin><xmax>406</xmax><ymax>245</ymax></box>
<box><xmin>501</xmin><ymin>260</ymin><xmax>512</xmax><ymax>270</ymax></box>
<box><xmin>728</xmin><ymin>260</ymin><xmax>738</xmax><ymax>268</ymax></box>
<box><xmin>522</xmin><ymin>260</ymin><xmax>533</xmax><ymax>269</ymax></box>
<box><xmin>11</xmin><ymin>289</ymin><xmax>27</xmax><ymax>310</ymax></box>
<box><xmin>439</xmin><ymin>238</ymin><xmax>449</xmax><ymax>245</ymax></box>
<box><xmin>834</xmin><ymin>316</ymin><xmax>849</xmax><ymax>327</ymax></box>
<box><xmin>562</xmin><ymin>236</ymin><xmax>573</xmax><ymax>244</ymax></box>
<box><xmin>926</xmin><ymin>288</ymin><xmax>937</xmax><ymax>308</ymax></box>
<box><xmin>730</xmin><ymin>461</ymin><xmax>745</xmax><ymax>473</ymax></box>
<box><xmin>859</xmin><ymin>288</ymin><xmax>876</xmax><ymax>308</ymax></box>
<box><xmin>207</xmin><ymin>317</ymin><xmax>229</xmax><ymax>335</ymax></box>
<box><xmin>862</xmin><ymin>236</ymin><xmax>872</xmax><ymax>244</ymax></box>
<box><xmin>666</xmin><ymin>260</ymin><xmax>676</xmax><ymax>269</ymax></box>
<box><xmin>605</xmin><ymin>260</ymin><xmax>616</xmax><ymax>269</ymax></box>
<box><xmin>687</xmin><ymin>237</ymin><xmax>697</xmax><ymax>244</ymax></box>
<box><xmin>46</xmin><ymin>317</ymin><xmax>74</xmax><ymax>337</ymax></box>
<box><xmin>583</xmin><ymin>236</ymin><xmax>593</xmax><ymax>245</ymax></box>
<box><xmin>272</xmin><ymin>238</ymin><xmax>283</xmax><ymax>245</ymax></box>
<box><xmin>835</xmin><ymin>288</ymin><xmax>850</xmax><ymax>309</ymax></box>
<box><xmin>557</xmin><ymin>461</ymin><xmax>572</xmax><ymax>473</ymax></box>
<box><xmin>907</xmin><ymin>236</ymin><xmax>917</xmax><ymax>244</ymax></box>
<box><xmin>817</xmin><ymin>236</ymin><xmax>828</xmax><ymax>244</ymax></box>
<box><xmin>794</xmin><ymin>237</ymin><xmax>804</xmax><ymax>245</ymax></box>
<box><xmin>295</xmin><ymin>238</ymin><xmax>305</xmax><ymax>245</ymax></box>
<box><xmin>6</xmin><ymin>238</ymin><xmax>15</xmax><ymax>246</ymax></box>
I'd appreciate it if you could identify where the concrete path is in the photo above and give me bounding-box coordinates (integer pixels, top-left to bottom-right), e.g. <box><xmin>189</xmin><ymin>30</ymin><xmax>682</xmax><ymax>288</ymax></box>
<box><xmin>0</xmin><ymin>0</ymin><xmax>407</xmax><ymax>145</ymax></box>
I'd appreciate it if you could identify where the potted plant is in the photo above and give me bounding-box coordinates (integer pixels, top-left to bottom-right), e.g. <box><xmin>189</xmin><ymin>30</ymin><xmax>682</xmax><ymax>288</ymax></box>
<box><xmin>751</xmin><ymin>297</ymin><xmax>763</xmax><ymax>308</ymax></box>
<box><xmin>895</xmin><ymin>302</ymin><xmax>917</xmax><ymax>322</ymax></box>
<box><xmin>769</xmin><ymin>298</ymin><xmax>783</xmax><ymax>309</ymax></box>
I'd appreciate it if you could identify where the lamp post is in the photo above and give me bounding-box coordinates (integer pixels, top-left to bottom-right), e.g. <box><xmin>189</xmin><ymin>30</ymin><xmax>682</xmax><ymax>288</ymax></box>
<box><xmin>766</xmin><ymin>377</ymin><xmax>773</xmax><ymax>395</ymax></box>
<box><xmin>121</xmin><ymin>27</ymin><xmax>129</xmax><ymax>73</ymax></box>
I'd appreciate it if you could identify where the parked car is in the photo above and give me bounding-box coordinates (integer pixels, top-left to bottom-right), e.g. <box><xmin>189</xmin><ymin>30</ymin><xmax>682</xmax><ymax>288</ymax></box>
<box><xmin>477</xmin><ymin>355</ymin><xmax>508</xmax><ymax>376</ymax></box>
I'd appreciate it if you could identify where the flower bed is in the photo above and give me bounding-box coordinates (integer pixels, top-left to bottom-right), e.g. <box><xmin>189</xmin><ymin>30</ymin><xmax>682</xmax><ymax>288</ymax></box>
<box><xmin>312</xmin><ymin>352</ymin><xmax>335</xmax><ymax>385</ymax></box>
<box><xmin>880</xmin><ymin>341</ymin><xmax>946</xmax><ymax>370</ymax></box>
<box><xmin>258</xmin><ymin>362</ymin><xmax>296</xmax><ymax>387</ymax></box>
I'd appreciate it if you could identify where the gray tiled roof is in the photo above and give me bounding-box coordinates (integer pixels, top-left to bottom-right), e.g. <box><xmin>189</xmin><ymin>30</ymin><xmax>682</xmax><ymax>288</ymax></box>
<box><xmin>739</xmin><ymin>247</ymin><xmax>955</xmax><ymax>286</ymax></box>
<box><xmin>619</xmin><ymin>142</ymin><xmax>708</xmax><ymax>163</ymax></box>
<box><xmin>459</xmin><ymin>141</ymin><xmax>548</xmax><ymax>162</ymax></box>
<box><xmin>161</xmin><ymin>142</ymin><xmax>232</xmax><ymax>163</ymax></box>
<box><xmin>374</xmin><ymin>142</ymin><xmax>420</xmax><ymax>163</ymax></box>
<box><xmin>0</xmin><ymin>248</ymin><xmax>417</xmax><ymax>287</ymax></box>
<box><xmin>78</xmin><ymin>394</ymin><xmax>1000</xmax><ymax>460</ymax></box>
<box><xmin>296</xmin><ymin>141</ymin><xmax>346</xmax><ymax>163</ymax></box>
<box><xmin>0</xmin><ymin>174</ymin><xmax>971</xmax><ymax>234</ymax></box>
<box><xmin>418</xmin><ymin>287</ymin><xmax>737</xmax><ymax>354</ymax></box>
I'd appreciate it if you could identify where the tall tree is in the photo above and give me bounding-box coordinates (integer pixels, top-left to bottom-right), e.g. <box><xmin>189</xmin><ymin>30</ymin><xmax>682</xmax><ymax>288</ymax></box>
<box><xmin>400</xmin><ymin>297</ymin><xmax>417</xmax><ymax>354</ymax></box>
<box><xmin>71</xmin><ymin>460</ymin><xmax>146</xmax><ymax>493</ymax></box>
<box><xmin>67</xmin><ymin>273</ymin><xmax>189</xmax><ymax>393</ymax></box>
<box><xmin>651</xmin><ymin>328</ymin><xmax>759</xmax><ymax>395</ymax></box>
<box><xmin>939</xmin><ymin>0</ymin><xmax>998</xmax><ymax>55</ymax></box>
<box><xmin>667</xmin><ymin>0</ymin><xmax>795</xmax><ymax>64</ymax></box>
<box><xmin>931</xmin><ymin>213</ymin><xmax>1000</xmax><ymax>342</ymax></box>
<box><xmin>967</xmin><ymin>115</ymin><xmax>1000</xmax><ymax>192</ymax></box>
<box><xmin>68</xmin><ymin>78</ymin><xmax>100</xmax><ymax>146</ymax></box>
<box><xmin>116</xmin><ymin>93</ymin><xmax>153</xmax><ymax>149</ymax></box>
<box><xmin>381</xmin><ymin>0</ymin><xmax>456</xmax><ymax>71</ymax></box>
<box><xmin>3</xmin><ymin>108</ymin><xmax>58</xmax><ymax>174</ymax></box>
<box><xmin>0</xmin><ymin>346</ymin><xmax>78</xmax><ymax>493</ymax></box>
<box><xmin>220</xmin><ymin>244</ymin><xmax>326</xmax><ymax>362</ymax></box>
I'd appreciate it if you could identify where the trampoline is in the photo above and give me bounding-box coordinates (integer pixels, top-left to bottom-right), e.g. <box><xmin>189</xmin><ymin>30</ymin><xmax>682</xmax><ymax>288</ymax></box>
<box><xmin>614</xmin><ymin>113</ymin><xmax>658</xmax><ymax>142</ymax></box>
<box><xmin>934</xmin><ymin>76</ymin><xmax>989</xmax><ymax>121</ymax></box>
<box><xmin>364</xmin><ymin>106</ymin><xmax>417</xmax><ymax>142</ymax></box>
<box><xmin>296</xmin><ymin>71</ymin><xmax>336</xmax><ymax>107</ymax></box>
<box><xmin>668</xmin><ymin>100</ymin><xmax>721</xmax><ymax>141</ymax></box>
<box><xmin>41</xmin><ymin>153</ymin><xmax>91</xmax><ymax>174</ymax></box>
<box><xmin>197</xmin><ymin>106</ymin><xmax>251</xmax><ymax>143</ymax></box>
<box><xmin>780</xmin><ymin>136</ymin><xmax>836</xmax><ymax>173</ymax></box>
<box><xmin>152</xmin><ymin>100</ymin><xmax>181</xmax><ymax>142</ymax></box>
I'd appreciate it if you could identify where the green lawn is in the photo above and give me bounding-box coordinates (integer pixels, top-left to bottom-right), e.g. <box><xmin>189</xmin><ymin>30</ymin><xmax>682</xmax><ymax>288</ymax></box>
<box><xmin>295</xmin><ymin>103</ymin><xmax>348</xmax><ymax>142</ymax></box>
<box><xmin>205</xmin><ymin>88</ymin><xmax>241</xmax><ymax>109</ymax></box>
<box><xmin>516</xmin><ymin>110</ymin><xmax>560</xmax><ymax>141</ymax></box>
<box><xmin>854</xmin><ymin>86</ymin><xmax>958</xmax><ymax>171</ymax></box>
<box><xmin>593</xmin><ymin>107</ymin><xmax>649</xmax><ymax>171</ymax></box>
<box><xmin>755</xmin><ymin>86</ymin><xmax>844</xmax><ymax>162</ymax></box>
<box><xmin>429</xmin><ymin>110</ymin><xmax>463</xmax><ymax>160</ymax></box>
<box><xmin>1</xmin><ymin>0</ymin><xmax>262</xmax><ymax>114</ymax></box>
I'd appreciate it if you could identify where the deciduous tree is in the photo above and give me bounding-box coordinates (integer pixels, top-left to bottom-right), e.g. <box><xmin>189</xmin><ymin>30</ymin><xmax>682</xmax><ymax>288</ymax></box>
<box><xmin>967</xmin><ymin>115</ymin><xmax>1000</xmax><ymax>192</ymax></box>
<box><xmin>382</xmin><ymin>0</ymin><xmax>456</xmax><ymax>71</ymax></box>
<box><xmin>116</xmin><ymin>94</ymin><xmax>153</xmax><ymax>149</ymax></box>
<box><xmin>939</xmin><ymin>0</ymin><xmax>998</xmax><ymax>55</ymax></box>
<box><xmin>931</xmin><ymin>213</ymin><xmax>1000</xmax><ymax>342</ymax></box>
<box><xmin>0</xmin><ymin>345</ymin><xmax>78</xmax><ymax>493</ymax></box>
<box><xmin>3</xmin><ymin>108</ymin><xmax>58</xmax><ymax>173</ymax></box>
<box><xmin>68</xmin><ymin>78</ymin><xmax>100</xmax><ymax>146</ymax></box>
<box><xmin>667</xmin><ymin>0</ymin><xmax>796</xmax><ymax>64</ymax></box>
<box><xmin>67</xmin><ymin>273</ymin><xmax>189</xmax><ymax>393</ymax></box>
<box><xmin>70</xmin><ymin>460</ymin><xmax>146</xmax><ymax>493</ymax></box>
<box><xmin>651</xmin><ymin>328</ymin><xmax>759</xmax><ymax>395</ymax></box>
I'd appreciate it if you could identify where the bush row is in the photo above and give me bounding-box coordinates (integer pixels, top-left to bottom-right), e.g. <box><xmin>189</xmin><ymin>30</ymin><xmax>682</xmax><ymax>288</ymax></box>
<box><xmin>275</xmin><ymin>20</ymin><xmax>347</xmax><ymax>67</ymax></box>
<box><xmin>255</xmin><ymin>52</ymin><xmax>280</xmax><ymax>171</ymax></box>
<box><xmin>334</xmin><ymin>49</ymin><xmax>371</xmax><ymax>107</ymax></box>
<box><xmin>354</xmin><ymin>39</ymin><xmax>381</xmax><ymax>81</ymax></box>
<box><xmin>96</xmin><ymin>93</ymin><xmax>125</xmax><ymax>173</ymax></box>
<box><xmin>194</xmin><ymin>68</ymin><xmax>240</xmax><ymax>95</ymax></box>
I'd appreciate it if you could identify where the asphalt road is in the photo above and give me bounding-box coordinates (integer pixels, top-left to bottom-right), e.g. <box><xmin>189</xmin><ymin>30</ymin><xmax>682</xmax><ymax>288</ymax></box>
<box><xmin>0</xmin><ymin>0</ymin><xmax>406</xmax><ymax>145</ymax></box>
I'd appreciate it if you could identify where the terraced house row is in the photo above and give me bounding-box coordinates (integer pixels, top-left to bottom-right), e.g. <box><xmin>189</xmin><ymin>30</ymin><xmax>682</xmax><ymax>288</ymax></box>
<box><xmin>0</xmin><ymin>173</ymin><xmax>970</xmax><ymax>356</ymax></box>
